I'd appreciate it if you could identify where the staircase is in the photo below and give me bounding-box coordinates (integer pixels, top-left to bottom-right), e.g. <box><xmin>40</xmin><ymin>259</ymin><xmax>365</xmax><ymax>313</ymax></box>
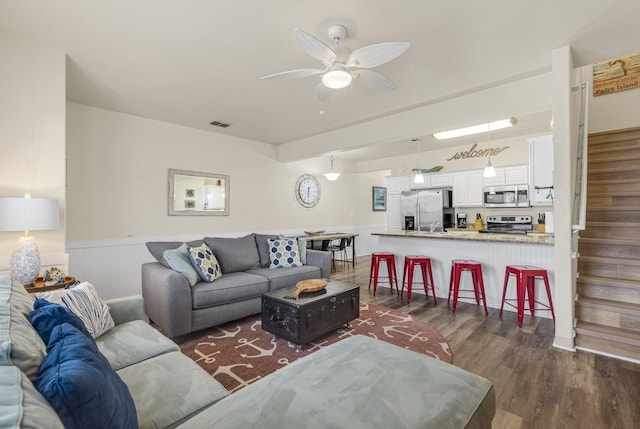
<box><xmin>575</xmin><ymin>126</ymin><xmax>640</xmax><ymax>361</ymax></box>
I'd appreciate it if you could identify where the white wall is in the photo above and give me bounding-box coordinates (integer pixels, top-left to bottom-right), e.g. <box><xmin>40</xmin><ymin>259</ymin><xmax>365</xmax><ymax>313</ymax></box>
<box><xmin>66</xmin><ymin>103</ymin><xmax>391</xmax><ymax>240</ymax></box>
<box><xmin>66</xmin><ymin>103</ymin><xmax>387</xmax><ymax>298</ymax></box>
<box><xmin>0</xmin><ymin>36</ymin><xmax>67</xmax><ymax>270</ymax></box>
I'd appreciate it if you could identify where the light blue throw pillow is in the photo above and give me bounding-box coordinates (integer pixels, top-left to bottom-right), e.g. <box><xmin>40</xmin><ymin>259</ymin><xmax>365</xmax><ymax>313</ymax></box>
<box><xmin>297</xmin><ymin>238</ymin><xmax>308</xmax><ymax>264</ymax></box>
<box><xmin>163</xmin><ymin>243</ymin><xmax>200</xmax><ymax>286</ymax></box>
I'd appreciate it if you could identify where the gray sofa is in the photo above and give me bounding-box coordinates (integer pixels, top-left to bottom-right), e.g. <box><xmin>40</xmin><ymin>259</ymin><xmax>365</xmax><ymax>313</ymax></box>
<box><xmin>142</xmin><ymin>233</ymin><xmax>331</xmax><ymax>338</ymax></box>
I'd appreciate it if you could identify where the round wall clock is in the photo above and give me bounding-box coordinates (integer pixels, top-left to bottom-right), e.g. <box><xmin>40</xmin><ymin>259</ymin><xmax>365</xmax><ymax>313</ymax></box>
<box><xmin>294</xmin><ymin>174</ymin><xmax>321</xmax><ymax>208</ymax></box>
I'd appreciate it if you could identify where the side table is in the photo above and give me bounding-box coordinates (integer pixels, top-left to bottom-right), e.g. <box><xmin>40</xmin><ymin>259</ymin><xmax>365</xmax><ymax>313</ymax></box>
<box><xmin>24</xmin><ymin>276</ymin><xmax>76</xmax><ymax>294</ymax></box>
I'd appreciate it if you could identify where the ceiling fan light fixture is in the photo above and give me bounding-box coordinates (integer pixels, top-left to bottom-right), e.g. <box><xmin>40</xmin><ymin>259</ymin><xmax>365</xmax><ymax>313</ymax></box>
<box><xmin>432</xmin><ymin>118</ymin><xmax>517</xmax><ymax>140</ymax></box>
<box><xmin>322</xmin><ymin>67</ymin><xmax>352</xmax><ymax>89</ymax></box>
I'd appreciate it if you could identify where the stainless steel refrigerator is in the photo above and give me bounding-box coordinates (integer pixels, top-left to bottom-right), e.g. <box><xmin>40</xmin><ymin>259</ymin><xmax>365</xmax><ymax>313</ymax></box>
<box><xmin>400</xmin><ymin>188</ymin><xmax>453</xmax><ymax>232</ymax></box>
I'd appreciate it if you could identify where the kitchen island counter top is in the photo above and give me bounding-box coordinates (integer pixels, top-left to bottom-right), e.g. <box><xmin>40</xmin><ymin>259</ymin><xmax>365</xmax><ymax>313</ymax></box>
<box><xmin>371</xmin><ymin>230</ymin><xmax>555</xmax><ymax>315</ymax></box>
<box><xmin>372</xmin><ymin>230</ymin><xmax>554</xmax><ymax>246</ymax></box>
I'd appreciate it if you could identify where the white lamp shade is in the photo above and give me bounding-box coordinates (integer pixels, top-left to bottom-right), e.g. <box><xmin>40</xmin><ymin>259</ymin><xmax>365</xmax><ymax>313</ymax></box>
<box><xmin>0</xmin><ymin>198</ymin><xmax>59</xmax><ymax>232</ymax></box>
<box><xmin>0</xmin><ymin>197</ymin><xmax>59</xmax><ymax>286</ymax></box>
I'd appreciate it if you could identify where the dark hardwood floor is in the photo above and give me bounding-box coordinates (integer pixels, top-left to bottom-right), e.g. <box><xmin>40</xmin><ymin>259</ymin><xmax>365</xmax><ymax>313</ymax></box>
<box><xmin>175</xmin><ymin>256</ymin><xmax>640</xmax><ymax>429</ymax></box>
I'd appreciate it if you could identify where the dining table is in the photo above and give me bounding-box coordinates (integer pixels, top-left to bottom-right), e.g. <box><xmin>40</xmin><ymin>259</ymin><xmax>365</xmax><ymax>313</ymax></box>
<box><xmin>300</xmin><ymin>232</ymin><xmax>358</xmax><ymax>268</ymax></box>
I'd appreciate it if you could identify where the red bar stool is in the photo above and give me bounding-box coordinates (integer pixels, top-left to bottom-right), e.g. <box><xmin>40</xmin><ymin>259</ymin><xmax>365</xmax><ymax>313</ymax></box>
<box><xmin>401</xmin><ymin>255</ymin><xmax>437</xmax><ymax>304</ymax></box>
<box><xmin>448</xmin><ymin>259</ymin><xmax>488</xmax><ymax>315</ymax></box>
<box><xmin>500</xmin><ymin>265</ymin><xmax>555</xmax><ymax>327</ymax></box>
<box><xmin>368</xmin><ymin>252</ymin><xmax>399</xmax><ymax>296</ymax></box>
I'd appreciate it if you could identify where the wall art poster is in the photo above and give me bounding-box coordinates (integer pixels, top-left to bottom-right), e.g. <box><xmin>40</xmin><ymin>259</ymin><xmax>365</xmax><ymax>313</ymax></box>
<box><xmin>593</xmin><ymin>52</ymin><xmax>640</xmax><ymax>97</ymax></box>
<box><xmin>372</xmin><ymin>186</ymin><xmax>387</xmax><ymax>211</ymax></box>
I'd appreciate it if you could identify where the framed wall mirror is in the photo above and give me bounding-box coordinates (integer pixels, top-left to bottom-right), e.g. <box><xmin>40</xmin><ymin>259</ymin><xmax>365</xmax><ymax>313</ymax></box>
<box><xmin>168</xmin><ymin>169</ymin><xmax>230</xmax><ymax>216</ymax></box>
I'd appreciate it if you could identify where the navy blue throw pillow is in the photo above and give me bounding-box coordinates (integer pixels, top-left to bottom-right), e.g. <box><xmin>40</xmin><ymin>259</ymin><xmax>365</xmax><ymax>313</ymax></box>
<box><xmin>28</xmin><ymin>299</ymin><xmax>91</xmax><ymax>344</ymax></box>
<box><xmin>35</xmin><ymin>323</ymin><xmax>138</xmax><ymax>429</ymax></box>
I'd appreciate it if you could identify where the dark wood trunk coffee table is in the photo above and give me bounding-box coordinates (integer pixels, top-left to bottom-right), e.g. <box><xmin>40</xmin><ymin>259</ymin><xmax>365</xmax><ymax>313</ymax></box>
<box><xmin>261</xmin><ymin>280</ymin><xmax>360</xmax><ymax>352</ymax></box>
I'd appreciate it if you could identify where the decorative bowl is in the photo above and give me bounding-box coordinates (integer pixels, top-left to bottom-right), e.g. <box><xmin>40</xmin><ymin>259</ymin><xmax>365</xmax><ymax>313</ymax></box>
<box><xmin>304</xmin><ymin>230</ymin><xmax>325</xmax><ymax>236</ymax></box>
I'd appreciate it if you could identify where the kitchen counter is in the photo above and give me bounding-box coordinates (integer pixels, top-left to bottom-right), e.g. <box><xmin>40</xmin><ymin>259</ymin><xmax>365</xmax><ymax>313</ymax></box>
<box><xmin>372</xmin><ymin>230</ymin><xmax>554</xmax><ymax>245</ymax></box>
<box><xmin>371</xmin><ymin>230</ymin><xmax>555</xmax><ymax>317</ymax></box>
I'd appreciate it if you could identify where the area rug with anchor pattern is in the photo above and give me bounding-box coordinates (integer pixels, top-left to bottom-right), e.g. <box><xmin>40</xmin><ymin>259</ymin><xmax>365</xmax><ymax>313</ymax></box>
<box><xmin>192</xmin><ymin>302</ymin><xmax>452</xmax><ymax>392</ymax></box>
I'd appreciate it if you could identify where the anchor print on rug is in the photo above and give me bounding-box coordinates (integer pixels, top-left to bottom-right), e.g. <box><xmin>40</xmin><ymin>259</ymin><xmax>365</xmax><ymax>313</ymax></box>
<box><xmin>192</xmin><ymin>303</ymin><xmax>452</xmax><ymax>392</ymax></box>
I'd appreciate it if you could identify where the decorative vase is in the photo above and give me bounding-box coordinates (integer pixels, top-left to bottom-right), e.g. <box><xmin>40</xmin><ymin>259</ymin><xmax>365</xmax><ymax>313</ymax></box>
<box><xmin>9</xmin><ymin>236</ymin><xmax>41</xmax><ymax>286</ymax></box>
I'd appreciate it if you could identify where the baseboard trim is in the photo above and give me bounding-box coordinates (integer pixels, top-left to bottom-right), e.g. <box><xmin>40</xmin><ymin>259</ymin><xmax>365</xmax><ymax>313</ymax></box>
<box><xmin>575</xmin><ymin>345</ymin><xmax>640</xmax><ymax>364</ymax></box>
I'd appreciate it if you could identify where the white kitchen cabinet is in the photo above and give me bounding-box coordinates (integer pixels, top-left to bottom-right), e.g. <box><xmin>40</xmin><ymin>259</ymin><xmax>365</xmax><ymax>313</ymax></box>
<box><xmin>505</xmin><ymin>165</ymin><xmax>528</xmax><ymax>185</ymax></box>
<box><xmin>429</xmin><ymin>172</ymin><xmax>453</xmax><ymax>187</ymax></box>
<box><xmin>468</xmin><ymin>170</ymin><xmax>484</xmax><ymax>205</ymax></box>
<box><xmin>482</xmin><ymin>165</ymin><xmax>527</xmax><ymax>186</ymax></box>
<box><xmin>528</xmin><ymin>135</ymin><xmax>554</xmax><ymax>205</ymax></box>
<box><xmin>411</xmin><ymin>172</ymin><xmax>452</xmax><ymax>189</ymax></box>
<box><xmin>453</xmin><ymin>170</ymin><xmax>483</xmax><ymax>207</ymax></box>
<box><xmin>387</xmin><ymin>175</ymin><xmax>411</xmax><ymax>195</ymax></box>
<box><xmin>482</xmin><ymin>168</ymin><xmax>506</xmax><ymax>186</ymax></box>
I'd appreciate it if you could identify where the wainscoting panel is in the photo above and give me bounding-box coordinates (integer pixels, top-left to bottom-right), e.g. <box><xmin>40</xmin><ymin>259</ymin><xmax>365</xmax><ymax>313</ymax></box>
<box><xmin>68</xmin><ymin>225</ymin><xmax>386</xmax><ymax>300</ymax></box>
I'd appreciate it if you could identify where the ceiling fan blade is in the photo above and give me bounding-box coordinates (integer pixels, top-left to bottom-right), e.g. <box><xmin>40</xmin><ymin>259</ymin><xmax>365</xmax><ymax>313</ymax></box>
<box><xmin>354</xmin><ymin>69</ymin><xmax>397</xmax><ymax>91</ymax></box>
<box><xmin>261</xmin><ymin>68</ymin><xmax>324</xmax><ymax>80</ymax></box>
<box><xmin>346</xmin><ymin>42</ymin><xmax>411</xmax><ymax>69</ymax></box>
<box><xmin>316</xmin><ymin>83</ymin><xmax>335</xmax><ymax>102</ymax></box>
<box><xmin>295</xmin><ymin>29</ymin><xmax>337</xmax><ymax>67</ymax></box>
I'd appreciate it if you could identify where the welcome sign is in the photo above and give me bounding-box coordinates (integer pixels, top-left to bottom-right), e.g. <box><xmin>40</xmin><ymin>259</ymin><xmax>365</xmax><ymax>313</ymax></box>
<box><xmin>446</xmin><ymin>143</ymin><xmax>509</xmax><ymax>161</ymax></box>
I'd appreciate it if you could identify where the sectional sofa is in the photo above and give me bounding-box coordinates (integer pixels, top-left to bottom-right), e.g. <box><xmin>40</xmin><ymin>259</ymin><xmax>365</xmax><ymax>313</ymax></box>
<box><xmin>1</xmin><ymin>276</ymin><xmax>228</xmax><ymax>428</ymax></box>
<box><xmin>2</xmin><ymin>275</ymin><xmax>496</xmax><ymax>429</ymax></box>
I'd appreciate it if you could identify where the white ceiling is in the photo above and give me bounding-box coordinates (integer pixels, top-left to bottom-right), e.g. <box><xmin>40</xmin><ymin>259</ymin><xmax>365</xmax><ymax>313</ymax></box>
<box><xmin>1</xmin><ymin>0</ymin><xmax>639</xmax><ymax>163</ymax></box>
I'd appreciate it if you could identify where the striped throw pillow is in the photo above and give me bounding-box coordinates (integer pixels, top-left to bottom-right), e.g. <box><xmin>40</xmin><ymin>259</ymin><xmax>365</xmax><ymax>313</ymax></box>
<box><xmin>35</xmin><ymin>282</ymin><xmax>115</xmax><ymax>339</ymax></box>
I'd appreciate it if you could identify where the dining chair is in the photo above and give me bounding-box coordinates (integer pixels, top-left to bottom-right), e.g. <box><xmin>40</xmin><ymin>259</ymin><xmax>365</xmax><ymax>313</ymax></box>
<box><xmin>327</xmin><ymin>237</ymin><xmax>348</xmax><ymax>271</ymax></box>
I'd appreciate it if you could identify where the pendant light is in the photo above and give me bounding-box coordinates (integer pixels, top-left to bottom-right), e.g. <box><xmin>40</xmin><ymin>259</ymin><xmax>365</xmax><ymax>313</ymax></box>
<box><xmin>483</xmin><ymin>158</ymin><xmax>496</xmax><ymax>178</ymax></box>
<box><xmin>413</xmin><ymin>138</ymin><xmax>424</xmax><ymax>183</ymax></box>
<box><xmin>323</xmin><ymin>155</ymin><xmax>341</xmax><ymax>181</ymax></box>
<box><xmin>482</xmin><ymin>124</ymin><xmax>496</xmax><ymax>178</ymax></box>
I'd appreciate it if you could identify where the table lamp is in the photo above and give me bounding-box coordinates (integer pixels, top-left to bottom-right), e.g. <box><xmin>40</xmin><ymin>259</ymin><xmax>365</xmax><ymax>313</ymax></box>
<box><xmin>0</xmin><ymin>195</ymin><xmax>59</xmax><ymax>286</ymax></box>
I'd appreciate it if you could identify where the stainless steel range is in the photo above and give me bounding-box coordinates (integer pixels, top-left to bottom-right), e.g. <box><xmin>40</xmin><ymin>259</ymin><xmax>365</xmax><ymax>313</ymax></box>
<box><xmin>479</xmin><ymin>215</ymin><xmax>533</xmax><ymax>234</ymax></box>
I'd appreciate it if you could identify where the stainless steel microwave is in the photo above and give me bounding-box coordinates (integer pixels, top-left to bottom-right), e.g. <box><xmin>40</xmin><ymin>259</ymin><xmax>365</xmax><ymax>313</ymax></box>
<box><xmin>483</xmin><ymin>185</ymin><xmax>530</xmax><ymax>207</ymax></box>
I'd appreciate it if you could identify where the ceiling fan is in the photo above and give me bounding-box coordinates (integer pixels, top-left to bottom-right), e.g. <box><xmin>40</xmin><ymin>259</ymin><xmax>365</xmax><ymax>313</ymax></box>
<box><xmin>261</xmin><ymin>25</ymin><xmax>410</xmax><ymax>101</ymax></box>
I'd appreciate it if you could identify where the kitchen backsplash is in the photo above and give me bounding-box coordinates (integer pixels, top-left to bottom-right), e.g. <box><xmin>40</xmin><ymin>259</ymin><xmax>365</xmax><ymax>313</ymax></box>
<box><xmin>454</xmin><ymin>206</ymin><xmax>554</xmax><ymax>227</ymax></box>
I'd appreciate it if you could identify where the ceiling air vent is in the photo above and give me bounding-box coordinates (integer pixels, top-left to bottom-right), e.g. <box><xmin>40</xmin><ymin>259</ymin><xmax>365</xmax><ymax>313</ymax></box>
<box><xmin>209</xmin><ymin>120</ymin><xmax>231</xmax><ymax>128</ymax></box>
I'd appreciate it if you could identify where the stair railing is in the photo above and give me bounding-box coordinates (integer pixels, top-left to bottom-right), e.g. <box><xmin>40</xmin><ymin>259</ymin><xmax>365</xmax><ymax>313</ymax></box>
<box><xmin>572</xmin><ymin>80</ymin><xmax>589</xmax><ymax>232</ymax></box>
